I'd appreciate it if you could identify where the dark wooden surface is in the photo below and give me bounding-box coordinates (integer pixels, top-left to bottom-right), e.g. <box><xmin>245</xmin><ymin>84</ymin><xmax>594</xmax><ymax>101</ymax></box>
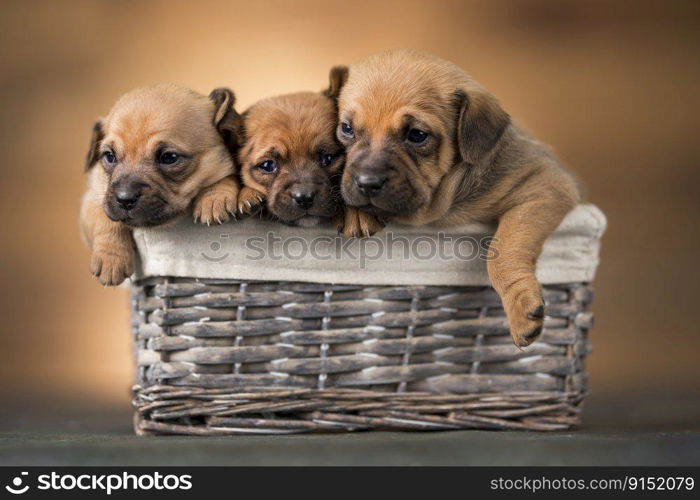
<box><xmin>1</xmin><ymin>390</ymin><xmax>698</xmax><ymax>466</ymax></box>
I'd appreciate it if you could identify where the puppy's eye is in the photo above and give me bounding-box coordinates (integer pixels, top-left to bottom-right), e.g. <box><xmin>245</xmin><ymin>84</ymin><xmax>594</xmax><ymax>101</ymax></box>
<box><xmin>102</xmin><ymin>150</ymin><xmax>117</xmax><ymax>165</ymax></box>
<box><xmin>340</xmin><ymin>122</ymin><xmax>355</xmax><ymax>138</ymax></box>
<box><xmin>159</xmin><ymin>151</ymin><xmax>180</xmax><ymax>165</ymax></box>
<box><xmin>406</xmin><ymin>128</ymin><xmax>429</xmax><ymax>144</ymax></box>
<box><xmin>258</xmin><ymin>159</ymin><xmax>277</xmax><ymax>173</ymax></box>
<box><xmin>320</xmin><ymin>153</ymin><xmax>336</xmax><ymax>167</ymax></box>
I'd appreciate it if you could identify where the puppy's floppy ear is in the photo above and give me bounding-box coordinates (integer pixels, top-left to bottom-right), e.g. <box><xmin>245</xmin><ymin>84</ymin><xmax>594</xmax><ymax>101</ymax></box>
<box><xmin>323</xmin><ymin>65</ymin><xmax>349</xmax><ymax>101</ymax></box>
<box><xmin>454</xmin><ymin>88</ymin><xmax>510</xmax><ymax>165</ymax></box>
<box><xmin>85</xmin><ymin>120</ymin><xmax>104</xmax><ymax>171</ymax></box>
<box><xmin>209</xmin><ymin>87</ymin><xmax>243</xmax><ymax>151</ymax></box>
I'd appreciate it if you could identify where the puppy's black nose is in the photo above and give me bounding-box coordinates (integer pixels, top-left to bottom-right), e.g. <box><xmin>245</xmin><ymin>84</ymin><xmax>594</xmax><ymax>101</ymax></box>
<box><xmin>115</xmin><ymin>188</ymin><xmax>142</xmax><ymax>211</ymax></box>
<box><xmin>291</xmin><ymin>188</ymin><xmax>316</xmax><ymax>209</ymax></box>
<box><xmin>355</xmin><ymin>174</ymin><xmax>386</xmax><ymax>197</ymax></box>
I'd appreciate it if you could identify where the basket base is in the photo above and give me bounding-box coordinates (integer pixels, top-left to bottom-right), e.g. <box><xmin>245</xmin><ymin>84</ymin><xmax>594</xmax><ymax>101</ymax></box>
<box><xmin>133</xmin><ymin>385</ymin><xmax>584</xmax><ymax>434</ymax></box>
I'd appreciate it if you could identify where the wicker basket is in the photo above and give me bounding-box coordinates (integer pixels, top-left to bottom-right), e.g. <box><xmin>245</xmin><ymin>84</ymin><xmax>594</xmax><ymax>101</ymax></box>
<box><xmin>130</xmin><ymin>205</ymin><xmax>605</xmax><ymax>434</ymax></box>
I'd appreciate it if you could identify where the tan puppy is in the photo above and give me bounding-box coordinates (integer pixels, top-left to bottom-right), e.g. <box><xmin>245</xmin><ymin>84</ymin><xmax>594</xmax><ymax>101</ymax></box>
<box><xmin>80</xmin><ymin>83</ymin><xmax>242</xmax><ymax>286</ymax></box>
<box><xmin>334</xmin><ymin>50</ymin><xmax>580</xmax><ymax>347</ymax></box>
<box><xmin>235</xmin><ymin>73</ymin><xmax>383</xmax><ymax>236</ymax></box>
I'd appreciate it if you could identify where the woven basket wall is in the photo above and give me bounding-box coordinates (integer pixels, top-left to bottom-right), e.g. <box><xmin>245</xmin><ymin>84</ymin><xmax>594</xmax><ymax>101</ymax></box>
<box><xmin>131</xmin><ymin>278</ymin><xmax>593</xmax><ymax>434</ymax></box>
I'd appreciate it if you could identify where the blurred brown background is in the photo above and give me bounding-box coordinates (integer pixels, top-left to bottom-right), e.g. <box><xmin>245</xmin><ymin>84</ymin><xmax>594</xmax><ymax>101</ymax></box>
<box><xmin>1</xmin><ymin>0</ymin><xmax>698</xmax><ymax>409</ymax></box>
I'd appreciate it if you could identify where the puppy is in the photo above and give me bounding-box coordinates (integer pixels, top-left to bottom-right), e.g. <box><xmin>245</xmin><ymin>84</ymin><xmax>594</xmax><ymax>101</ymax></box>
<box><xmin>334</xmin><ymin>50</ymin><xmax>580</xmax><ymax>347</ymax></box>
<box><xmin>80</xmin><ymin>83</ymin><xmax>242</xmax><ymax>286</ymax></box>
<box><xmin>236</xmin><ymin>71</ymin><xmax>383</xmax><ymax>236</ymax></box>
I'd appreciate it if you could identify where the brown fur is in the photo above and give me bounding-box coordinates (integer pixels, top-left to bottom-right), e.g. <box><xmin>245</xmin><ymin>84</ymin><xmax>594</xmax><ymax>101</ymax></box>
<box><xmin>335</xmin><ymin>50</ymin><xmax>580</xmax><ymax>346</ymax></box>
<box><xmin>236</xmin><ymin>77</ymin><xmax>382</xmax><ymax>236</ymax></box>
<box><xmin>80</xmin><ymin>83</ymin><xmax>242</xmax><ymax>285</ymax></box>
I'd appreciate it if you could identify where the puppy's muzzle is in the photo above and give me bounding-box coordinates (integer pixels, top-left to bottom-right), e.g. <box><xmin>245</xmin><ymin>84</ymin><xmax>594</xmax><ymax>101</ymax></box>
<box><xmin>290</xmin><ymin>186</ymin><xmax>316</xmax><ymax>210</ymax></box>
<box><xmin>106</xmin><ymin>176</ymin><xmax>176</xmax><ymax>227</ymax></box>
<box><xmin>115</xmin><ymin>183</ymin><xmax>144</xmax><ymax>211</ymax></box>
<box><xmin>343</xmin><ymin>156</ymin><xmax>424</xmax><ymax>218</ymax></box>
<box><xmin>354</xmin><ymin>172</ymin><xmax>387</xmax><ymax>197</ymax></box>
<box><xmin>271</xmin><ymin>174</ymin><xmax>337</xmax><ymax>225</ymax></box>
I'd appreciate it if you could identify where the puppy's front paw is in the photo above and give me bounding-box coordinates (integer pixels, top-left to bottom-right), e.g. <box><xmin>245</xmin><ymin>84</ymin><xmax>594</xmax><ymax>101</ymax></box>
<box><xmin>90</xmin><ymin>246</ymin><xmax>134</xmax><ymax>286</ymax></box>
<box><xmin>502</xmin><ymin>280</ymin><xmax>545</xmax><ymax>348</ymax></box>
<box><xmin>237</xmin><ymin>186</ymin><xmax>265</xmax><ymax>216</ymax></box>
<box><xmin>193</xmin><ymin>184</ymin><xmax>237</xmax><ymax>225</ymax></box>
<box><xmin>338</xmin><ymin>207</ymin><xmax>385</xmax><ymax>238</ymax></box>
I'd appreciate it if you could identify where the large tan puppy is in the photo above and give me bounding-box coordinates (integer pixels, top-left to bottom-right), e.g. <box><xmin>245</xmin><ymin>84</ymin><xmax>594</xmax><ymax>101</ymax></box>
<box><xmin>80</xmin><ymin>83</ymin><xmax>242</xmax><ymax>286</ymax></box>
<box><xmin>235</xmin><ymin>73</ymin><xmax>383</xmax><ymax>236</ymax></box>
<box><xmin>334</xmin><ymin>50</ymin><xmax>580</xmax><ymax>347</ymax></box>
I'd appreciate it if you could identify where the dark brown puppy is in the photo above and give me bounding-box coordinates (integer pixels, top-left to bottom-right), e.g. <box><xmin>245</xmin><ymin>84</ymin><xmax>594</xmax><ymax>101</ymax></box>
<box><xmin>80</xmin><ymin>83</ymin><xmax>242</xmax><ymax>285</ymax></box>
<box><xmin>334</xmin><ymin>50</ymin><xmax>580</xmax><ymax>347</ymax></box>
<box><xmin>236</xmin><ymin>75</ymin><xmax>383</xmax><ymax>236</ymax></box>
